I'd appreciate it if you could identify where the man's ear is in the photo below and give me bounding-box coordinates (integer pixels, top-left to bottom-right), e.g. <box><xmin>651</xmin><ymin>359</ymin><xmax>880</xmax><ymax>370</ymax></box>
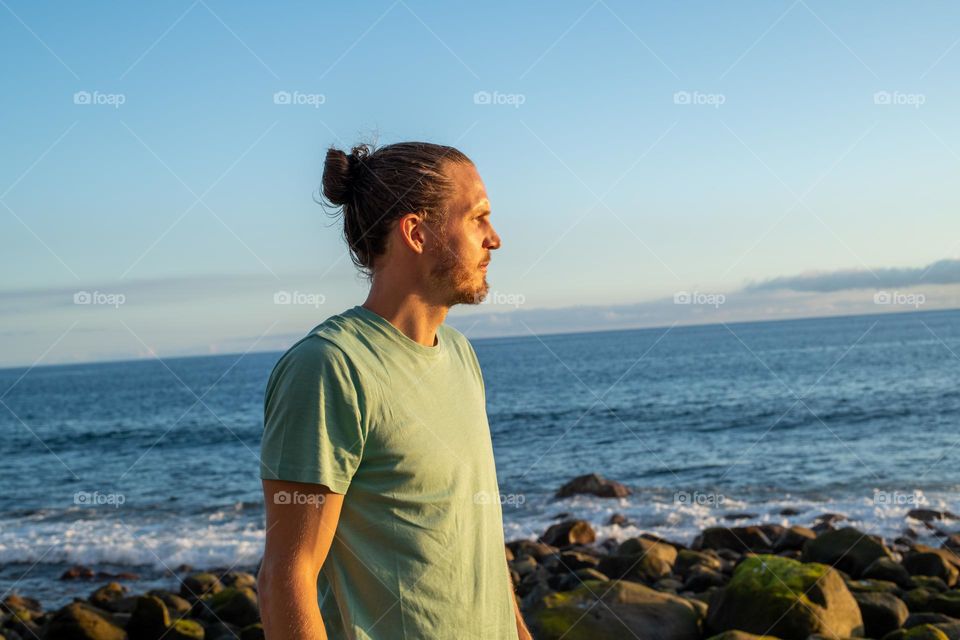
<box><xmin>397</xmin><ymin>212</ymin><xmax>427</xmax><ymax>255</ymax></box>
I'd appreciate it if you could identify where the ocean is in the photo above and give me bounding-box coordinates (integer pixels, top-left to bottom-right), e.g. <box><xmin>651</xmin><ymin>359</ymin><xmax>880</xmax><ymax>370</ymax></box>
<box><xmin>2</xmin><ymin>307</ymin><xmax>958</xmax><ymax>607</ymax></box>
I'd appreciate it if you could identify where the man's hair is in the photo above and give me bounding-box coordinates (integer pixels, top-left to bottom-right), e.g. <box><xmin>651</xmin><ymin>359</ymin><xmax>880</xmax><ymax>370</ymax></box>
<box><xmin>320</xmin><ymin>141</ymin><xmax>473</xmax><ymax>278</ymax></box>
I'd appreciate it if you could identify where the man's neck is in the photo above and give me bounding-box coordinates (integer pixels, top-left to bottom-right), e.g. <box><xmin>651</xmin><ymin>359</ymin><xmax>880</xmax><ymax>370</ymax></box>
<box><xmin>362</xmin><ymin>287</ymin><xmax>449</xmax><ymax>348</ymax></box>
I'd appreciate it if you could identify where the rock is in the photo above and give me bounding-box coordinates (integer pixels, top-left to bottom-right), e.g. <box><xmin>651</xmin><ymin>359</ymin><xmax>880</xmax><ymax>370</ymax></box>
<box><xmin>597</xmin><ymin>537</ymin><xmax>678</xmax><ymax>583</ymax></box>
<box><xmin>896</xmin><ymin>624</ymin><xmax>951</xmax><ymax>640</ymax></box>
<box><xmin>933</xmin><ymin>622</ymin><xmax>960</xmax><ymax>640</ymax></box>
<box><xmin>180</xmin><ymin>573</ymin><xmax>223</xmax><ymax>599</ymax></box>
<box><xmin>723</xmin><ymin>513</ymin><xmax>759</xmax><ymax>521</ymax></box>
<box><xmin>60</xmin><ymin>565</ymin><xmax>96</xmax><ymax>580</ymax></box>
<box><xmin>220</xmin><ymin>572</ymin><xmax>256</xmax><ymax>590</ymax></box>
<box><xmin>89</xmin><ymin>583</ymin><xmax>128</xmax><ymax>612</ymax></box>
<box><xmin>911</xmin><ymin>576</ymin><xmax>950</xmax><ymax>592</ymax></box>
<box><xmin>801</xmin><ymin>527</ymin><xmax>893</xmax><ymax>577</ymax></box>
<box><xmin>554</xmin><ymin>473</ymin><xmax>631</xmax><ymax>499</ymax></box>
<box><xmin>205</xmin><ymin>587</ymin><xmax>259</xmax><ymax>628</ymax></box>
<box><xmin>539</xmin><ymin>520</ymin><xmax>596</xmax><ymax>548</ymax></box>
<box><xmin>904</xmin><ymin>587</ymin><xmax>938</xmax><ymax>612</ymax></box>
<box><xmin>608</xmin><ymin>513</ymin><xmax>630</xmax><ymax>526</ymax></box>
<box><xmin>904</xmin><ymin>550</ymin><xmax>960</xmax><ymax>587</ymax></box>
<box><xmin>695</xmin><ymin>527</ymin><xmax>773</xmax><ymax>553</ymax></box>
<box><xmin>929</xmin><ymin>591</ymin><xmax>960</xmax><ymax>618</ymax></box>
<box><xmin>845</xmin><ymin>578</ymin><xmax>901</xmax><ymax>593</ymax></box>
<box><xmin>780</xmin><ymin>507</ymin><xmax>801</xmax><ymax>516</ymax></box>
<box><xmin>240</xmin><ymin>623</ymin><xmax>264</xmax><ymax>640</ymax></box>
<box><xmin>705</xmin><ymin>554</ymin><xmax>864</xmax><ymax>640</ymax></box>
<box><xmin>3</xmin><ymin>594</ymin><xmax>43</xmax><ymax>617</ymax></box>
<box><xmin>529</xmin><ymin>579</ymin><xmax>701</xmax><ymax>640</ymax></box>
<box><xmin>773</xmin><ymin>526</ymin><xmax>816</xmax><ymax>552</ymax></box>
<box><xmin>674</xmin><ymin>549</ymin><xmax>723</xmax><ymax>579</ymax></box>
<box><xmin>126</xmin><ymin>595</ymin><xmax>170</xmax><ymax>640</ymax></box>
<box><xmin>854</xmin><ymin>591</ymin><xmax>909</xmax><ymax>638</ymax></box>
<box><xmin>204</xmin><ymin>621</ymin><xmax>241</xmax><ymax>640</ymax></box>
<box><xmin>507</xmin><ymin>539</ymin><xmax>559</xmax><ymax>560</ymax></box>
<box><xmin>556</xmin><ymin>551</ymin><xmax>599</xmax><ymax>572</ymax></box>
<box><xmin>146</xmin><ymin>591</ymin><xmax>192</xmax><ymax>616</ymax></box>
<box><xmin>166</xmin><ymin>618</ymin><xmax>204</xmax><ymax>640</ymax></box>
<box><xmin>864</xmin><ymin>557</ymin><xmax>914</xmax><ymax>587</ymax></box>
<box><xmin>905</xmin><ymin>612</ymin><xmax>959</xmax><ymax>628</ymax></box>
<box><xmin>909</xmin><ymin>510</ymin><xmax>959</xmax><ymax>522</ymax></box>
<box><xmin>682</xmin><ymin>565</ymin><xmax>727</xmax><ymax>592</ymax></box>
<box><xmin>705</xmin><ymin>633</ymin><xmax>782</xmax><ymax>640</ymax></box>
<box><xmin>43</xmin><ymin>602</ymin><xmax>126</xmax><ymax>640</ymax></box>
<box><xmin>511</xmin><ymin>557</ymin><xmax>538</xmax><ymax>577</ymax></box>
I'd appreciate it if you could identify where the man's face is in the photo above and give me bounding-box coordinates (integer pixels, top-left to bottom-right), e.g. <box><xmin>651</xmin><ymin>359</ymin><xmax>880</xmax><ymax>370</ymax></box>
<box><xmin>427</xmin><ymin>161</ymin><xmax>501</xmax><ymax>306</ymax></box>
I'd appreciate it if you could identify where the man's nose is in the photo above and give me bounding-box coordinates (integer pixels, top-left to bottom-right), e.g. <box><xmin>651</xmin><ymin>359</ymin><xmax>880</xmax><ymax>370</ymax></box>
<box><xmin>486</xmin><ymin>227</ymin><xmax>501</xmax><ymax>250</ymax></box>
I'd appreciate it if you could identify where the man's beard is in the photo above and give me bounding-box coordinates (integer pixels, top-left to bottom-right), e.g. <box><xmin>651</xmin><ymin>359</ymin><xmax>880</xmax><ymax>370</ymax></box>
<box><xmin>429</xmin><ymin>246</ymin><xmax>489</xmax><ymax>306</ymax></box>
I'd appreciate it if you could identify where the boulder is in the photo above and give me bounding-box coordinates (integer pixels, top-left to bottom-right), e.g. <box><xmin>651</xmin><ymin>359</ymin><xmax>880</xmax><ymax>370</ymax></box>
<box><xmin>864</xmin><ymin>557</ymin><xmax>914</xmax><ymax>588</ymax></box>
<box><xmin>529</xmin><ymin>579</ymin><xmax>701</xmax><ymax>640</ymax></box>
<box><xmin>773</xmin><ymin>526</ymin><xmax>816</xmax><ymax>552</ymax></box>
<box><xmin>43</xmin><ymin>602</ymin><xmax>126</xmax><ymax>640</ymax></box>
<box><xmin>904</xmin><ymin>550</ymin><xmax>960</xmax><ymax>587</ymax></box>
<box><xmin>125</xmin><ymin>595</ymin><xmax>170</xmax><ymax>640</ymax></box>
<box><xmin>801</xmin><ymin>527</ymin><xmax>893</xmax><ymax>577</ymax></box>
<box><xmin>854</xmin><ymin>591</ymin><xmax>909</xmax><ymax>638</ymax></box>
<box><xmin>696</xmin><ymin>527</ymin><xmax>773</xmax><ymax>553</ymax></box>
<box><xmin>555</xmin><ymin>473</ymin><xmax>631</xmax><ymax>499</ymax></box>
<box><xmin>179</xmin><ymin>573</ymin><xmax>223</xmax><ymax>599</ymax></box>
<box><xmin>540</xmin><ymin>520</ymin><xmax>596</xmax><ymax>548</ymax></box>
<box><xmin>205</xmin><ymin>587</ymin><xmax>259</xmax><ymax>628</ymax></box>
<box><xmin>597</xmin><ymin>537</ymin><xmax>678</xmax><ymax>583</ymax></box>
<box><xmin>706</xmin><ymin>554</ymin><xmax>864</xmax><ymax>640</ymax></box>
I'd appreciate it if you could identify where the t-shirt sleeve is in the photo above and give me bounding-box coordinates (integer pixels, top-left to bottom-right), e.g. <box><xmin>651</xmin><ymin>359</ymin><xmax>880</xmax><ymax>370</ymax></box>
<box><xmin>259</xmin><ymin>337</ymin><xmax>367</xmax><ymax>494</ymax></box>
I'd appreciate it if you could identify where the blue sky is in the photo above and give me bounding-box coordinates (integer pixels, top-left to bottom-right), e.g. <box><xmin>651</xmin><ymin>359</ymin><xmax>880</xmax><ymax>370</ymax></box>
<box><xmin>2</xmin><ymin>1</ymin><xmax>960</xmax><ymax>367</ymax></box>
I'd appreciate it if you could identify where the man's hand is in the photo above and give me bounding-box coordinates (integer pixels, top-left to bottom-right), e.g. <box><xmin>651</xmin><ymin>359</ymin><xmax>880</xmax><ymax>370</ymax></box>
<box><xmin>258</xmin><ymin>479</ymin><xmax>344</xmax><ymax>639</ymax></box>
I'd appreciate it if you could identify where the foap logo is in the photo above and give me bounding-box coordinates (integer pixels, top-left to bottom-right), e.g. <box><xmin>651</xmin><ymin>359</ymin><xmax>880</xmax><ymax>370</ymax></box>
<box><xmin>273</xmin><ymin>290</ymin><xmax>326</xmax><ymax>308</ymax></box>
<box><xmin>274</xmin><ymin>490</ymin><xmax>326</xmax><ymax>508</ymax></box>
<box><xmin>674</xmin><ymin>490</ymin><xmax>725</xmax><ymax>506</ymax></box>
<box><xmin>473</xmin><ymin>90</ymin><xmax>526</xmax><ymax>108</ymax></box>
<box><xmin>73</xmin><ymin>90</ymin><xmax>126</xmax><ymax>109</ymax></box>
<box><xmin>273</xmin><ymin>90</ymin><xmax>326</xmax><ymax>108</ymax></box>
<box><xmin>873</xmin><ymin>90</ymin><xmax>925</xmax><ymax>109</ymax></box>
<box><xmin>673</xmin><ymin>91</ymin><xmax>725</xmax><ymax>108</ymax></box>
<box><xmin>74</xmin><ymin>290</ymin><xmax>126</xmax><ymax>308</ymax></box>
<box><xmin>473</xmin><ymin>491</ymin><xmax>526</xmax><ymax>508</ymax></box>
<box><xmin>874</xmin><ymin>490</ymin><xmax>927</xmax><ymax>507</ymax></box>
<box><xmin>873</xmin><ymin>290</ymin><xmax>925</xmax><ymax>309</ymax></box>
<box><xmin>475</xmin><ymin>290</ymin><xmax>526</xmax><ymax>308</ymax></box>
<box><xmin>673</xmin><ymin>291</ymin><xmax>725</xmax><ymax>308</ymax></box>
<box><xmin>74</xmin><ymin>491</ymin><xmax>126</xmax><ymax>508</ymax></box>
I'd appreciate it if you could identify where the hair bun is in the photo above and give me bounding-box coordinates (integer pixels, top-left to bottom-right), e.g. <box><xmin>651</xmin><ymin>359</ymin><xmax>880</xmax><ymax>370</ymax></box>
<box><xmin>322</xmin><ymin>144</ymin><xmax>372</xmax><ymax>207</ymax></box>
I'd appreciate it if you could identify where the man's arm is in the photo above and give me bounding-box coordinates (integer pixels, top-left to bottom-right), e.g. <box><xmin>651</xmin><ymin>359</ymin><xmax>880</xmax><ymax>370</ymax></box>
<box><xmin>258</xmin><ymin>479</ymin><xmax>344</xmax><ymax>640</ymax></box>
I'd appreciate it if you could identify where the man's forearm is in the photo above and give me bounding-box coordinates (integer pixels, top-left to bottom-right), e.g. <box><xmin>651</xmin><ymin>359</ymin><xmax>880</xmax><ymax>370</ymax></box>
<box><xmin>258</xmin><ymin>565</ymin><xmax>327</xmax><ymax>639</ymax></box>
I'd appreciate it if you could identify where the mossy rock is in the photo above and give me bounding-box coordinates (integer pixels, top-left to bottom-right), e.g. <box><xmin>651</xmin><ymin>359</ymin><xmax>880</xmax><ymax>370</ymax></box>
<box><xmin>180</xmin><ymin>573</ymin><xmax>223</xmax><ymax>599</ymax></box>
<box><xmin>706</xmin><ymin>554</ymin><xmax>863</xmax><ymax>640</ymax></box>
<box><xmin>530</xmin><ymin>579</ymin><xmax>701</xmax><ymax>640</ymax></box>
<box><xmin>902</xmin><ymin>624</ymin><xmax>951</xmax><ymax>640</ymax></box>
<box><xmin>43</xmin><ymin>601</ymin><xmax>126</xmax><ymax>640</ymax></box>
<box><xmin>166</xmin><ymin>618</ymin><xmax>204</xmax><ymax>640</ymax></box>
<box><xmin>125</xmin><ymin>595</ymin><xmax>170</xmax><ymax>640</ymax></box>
<box><xmin>846</xmin><ymin>578</ymin><xmax>900</xmax><ymax>593</ymax></box>
<box><xmin>205</xmin><ymin>587</ymin><xmax>259</xmax><ymax>628</ymax></box>
<box><xmin>801</xmin><ymin>527</ymin><xmax>892</xmax><ymax>578</ymax></box>
<box><xmin>929</xmin><ymin>591</ymin><xmax>960</xmax><ymax>618</ymax></box>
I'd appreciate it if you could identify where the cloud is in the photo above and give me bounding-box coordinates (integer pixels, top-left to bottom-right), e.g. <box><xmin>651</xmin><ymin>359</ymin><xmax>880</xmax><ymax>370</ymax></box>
<box><xmin>744</xmin><ymin>259</ymin><xmax>960</xmax><ymax>293</ymax></box>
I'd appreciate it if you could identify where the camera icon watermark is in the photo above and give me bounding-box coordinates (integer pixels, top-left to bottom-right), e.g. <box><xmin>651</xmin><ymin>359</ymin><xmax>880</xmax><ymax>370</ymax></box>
<box><xmin>73</xmin><ymin>91</ymin><xmax>126</xmax><ymax>109</ymax></box>
<box><xmin>673</xmin><ymin>91</ymin><xmax>725</xmax><ymax>109</ymax></box>
<box><xmin>673</xmin><ymin>490</ymin><xmax>725</xmax><ymax>506</ymax></box>
<box><xmin>473</xmin><ymin>491</ymin><xmax>526</xmax><ymax>508</ymax></box>
<box><xmin>473</xmin><ymin>90</ymin><xmax>526</xmax><ymax>108</ymax></box>
<box><xmin>74</xmin><ymin>290</ymin><xmax>126</xmax><ymax>308</ymax></box>
<box><xmin>273</xmin><ymin>90</ymin><xmax>326</xmax><ymax>108</ymax></box>
<box><xmin>873</xmin><ymin>290</ymin><xmax>925</xmax><ymax>309</ymax></box>
<box><xmin>274</xmin><ymin>490</ymin><xmax>326</xmax><ymax>508</ymax></box>
<box><xmin>673</xmin><ymin>290</ymin><xmax>725</xmax><ymax>308</ymax></box>
<box><xmin>874</xmin><ymin>490</ymin><xmax>927</xmax><ymax>506</ymax></box>
<box><xmin>273</xmin><ymin>290</ymin><xmax>325</xmax><ymax>308</ymax></box>
<box><xmin>74</xmin><ymin>491</ymin><xmax>126</xmax><ymax>508</ymax></box>
<box><xmin>873</xmin><ymin>90</ymin><xmax>925</xmax><ymax>109</ymax></box>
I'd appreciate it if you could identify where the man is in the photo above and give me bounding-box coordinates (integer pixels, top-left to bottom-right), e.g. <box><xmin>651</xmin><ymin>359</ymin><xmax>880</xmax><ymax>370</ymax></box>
<box><xmin>257</xmin><ymin>141</ymin><xmax>531</xmax><ymax>639</ymax></box>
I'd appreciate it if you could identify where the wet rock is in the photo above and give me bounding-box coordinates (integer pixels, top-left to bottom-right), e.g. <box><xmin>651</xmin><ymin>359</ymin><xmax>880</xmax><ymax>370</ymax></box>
<box><xmin>801</xmin><ymin>527</ymin><xmax>893</xmax><ymax>577</ymax></box>
<box><xmin>554</xmin><ymin>473</ymin><xmax>631</xmax><ymax>499</ymax></box>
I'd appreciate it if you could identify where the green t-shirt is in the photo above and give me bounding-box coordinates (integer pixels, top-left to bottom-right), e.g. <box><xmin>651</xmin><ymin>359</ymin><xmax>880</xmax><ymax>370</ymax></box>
<box><xmin>260</xmin><ymin>305</ymin><xmax>518</xmax><ymax>640</ymax></box>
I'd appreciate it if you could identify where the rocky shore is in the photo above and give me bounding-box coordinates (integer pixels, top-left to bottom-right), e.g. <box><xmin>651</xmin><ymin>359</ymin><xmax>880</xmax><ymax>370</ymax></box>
<box><xmin>4</xmin><ymin>473</ymin><xmax>960</xmax><ymax>639</ymax></box>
